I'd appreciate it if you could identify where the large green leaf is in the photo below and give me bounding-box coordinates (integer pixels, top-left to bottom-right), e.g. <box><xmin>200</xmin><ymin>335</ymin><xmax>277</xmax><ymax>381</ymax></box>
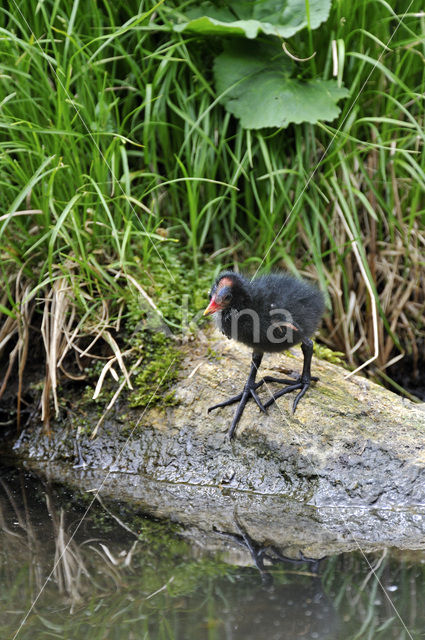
<box><xmin>173</xmin><ymin>0</ymin><xmax>332</xmax><ymax>39</ymax></box>
<box><xmin>214</xmin><ymin>41</ymin><xmax>349</xmax><ymax>129</ymax></box>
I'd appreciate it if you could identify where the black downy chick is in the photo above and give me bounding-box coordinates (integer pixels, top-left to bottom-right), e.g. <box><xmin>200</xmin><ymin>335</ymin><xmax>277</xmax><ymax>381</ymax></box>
<box><xmin>203</xmin><ymin>271</ymin><xmax>325</xmax><ymax>439</ymax></box>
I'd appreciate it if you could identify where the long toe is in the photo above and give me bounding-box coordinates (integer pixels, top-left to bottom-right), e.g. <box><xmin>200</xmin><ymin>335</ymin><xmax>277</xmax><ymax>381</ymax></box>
<box><xmin>262</xmin><ymin>375</ymin><xmax>300</xmax><ymax>385</ymax></box>
<box><xmin>292</xmin><ymin>383</ymin><xmax>310</xmax><ymax>413</ymax></box>
<box><xmin>250</xmin><ymin>388</ymin><xmax>267</xmax><ymax>413</ymax></box>
<box><xmin>228</xmin><ymin>392</ymin><xmax>250</xmax><ymax>439</ymax></box>
<box><xmin>263</xmin><ymin>382</ymin><xmax>302</xmax><ymax>410</ymax></box>
<box><xmin>208</xmin><ymin>378</ymin><xmax>266</xmax><ymax>414</ymax></box>
<box><xmin>208</xmin><ymin>391</ymin><xmax>244</xmax><ymax>412</ymax></box>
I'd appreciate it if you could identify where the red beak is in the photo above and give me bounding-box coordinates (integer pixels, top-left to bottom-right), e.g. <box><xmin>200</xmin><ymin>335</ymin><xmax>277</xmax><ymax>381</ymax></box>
<box><xmin>203</xmin><ymin>296</ymin><xmax>221</xmax><ymax>316</ymax></box>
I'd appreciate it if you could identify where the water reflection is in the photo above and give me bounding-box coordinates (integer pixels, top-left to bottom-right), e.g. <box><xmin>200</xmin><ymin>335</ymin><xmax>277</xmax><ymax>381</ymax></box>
<box><xmin>0</xmin><ymin>461</ymin><xmax>424</xmax><ymax>640</ymax></box>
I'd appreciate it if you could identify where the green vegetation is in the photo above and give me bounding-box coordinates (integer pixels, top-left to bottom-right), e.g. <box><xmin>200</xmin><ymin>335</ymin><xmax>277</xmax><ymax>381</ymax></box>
<box><xmin>314</xmin><ymin>343</ymin><xmax>346</xmax><ymax>366</ymax></box>
<box><xmin>1</xmin><ymin>0</ymin><xmax>424</xmax><ymax>429</ymax></box>
<box><xmin>129</xmin><ymin>331</ymin><xmax>183</xmax><ymax>407</ymax></box>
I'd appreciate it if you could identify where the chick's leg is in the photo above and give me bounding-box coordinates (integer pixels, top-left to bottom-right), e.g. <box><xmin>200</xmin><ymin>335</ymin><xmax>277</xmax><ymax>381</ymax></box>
<box><xmin>208</xmin><ymin>351</ymin><xmax>265</xmax><ymax>439</ymax></box>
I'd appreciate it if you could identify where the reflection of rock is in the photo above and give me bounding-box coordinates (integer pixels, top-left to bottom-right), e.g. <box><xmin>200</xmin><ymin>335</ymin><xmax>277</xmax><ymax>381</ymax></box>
<box><xmin>10</xmin><ymin>334</ymin><xmax>425</xmax><ymax>558</ymax></box>
<box><xmin>25</xmin><ymin>464</ymin><xmax>424</xmax><ymax>559</ymax></box>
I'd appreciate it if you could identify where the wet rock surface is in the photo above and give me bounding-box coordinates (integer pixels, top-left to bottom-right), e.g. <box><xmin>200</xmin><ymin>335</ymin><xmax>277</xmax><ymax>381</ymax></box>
<box><xmin>9</xmin><ymin>335</ymin><xmax>425</xmax><ymax>558</ymax></box>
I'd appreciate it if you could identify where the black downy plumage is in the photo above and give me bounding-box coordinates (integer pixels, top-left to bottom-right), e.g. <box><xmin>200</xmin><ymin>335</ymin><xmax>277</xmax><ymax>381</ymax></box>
<box><xmin>203</xmin><ymin>271</ymin><xmax>325</xmax><ymax>439</ymax></box>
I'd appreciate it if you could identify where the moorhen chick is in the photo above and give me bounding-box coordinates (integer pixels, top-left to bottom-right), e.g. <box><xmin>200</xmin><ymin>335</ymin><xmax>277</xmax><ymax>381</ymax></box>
<box><xmin>203</xmin><ymin>271</ymin><xmax>324</xmax><ymax>439</ymax></box>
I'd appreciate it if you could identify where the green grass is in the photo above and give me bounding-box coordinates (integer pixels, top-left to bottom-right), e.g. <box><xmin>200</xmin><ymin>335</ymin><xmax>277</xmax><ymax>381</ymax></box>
<box><xmin>1</xmin><ymin>0</ymin><xmax>425</xmax><ymax>426</ymax></box>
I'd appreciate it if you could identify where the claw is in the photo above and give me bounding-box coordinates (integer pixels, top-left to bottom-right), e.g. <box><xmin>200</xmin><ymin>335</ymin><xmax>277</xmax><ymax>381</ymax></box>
<box><xmin>263</xmin><ymin>378</ymin><xmax>311</xmax><ymax>413</ymax></box>
<box><xmin>263</xmin><ymin>339</ymin><xmax>317</xmax><ymax>414</ymax></box>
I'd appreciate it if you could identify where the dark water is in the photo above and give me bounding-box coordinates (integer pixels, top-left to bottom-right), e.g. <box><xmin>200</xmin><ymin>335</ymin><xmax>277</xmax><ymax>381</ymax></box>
<box><xmin>1</xmin><ymin>460</ymin><xmax>424</xmax><ymax>640</ymax></box>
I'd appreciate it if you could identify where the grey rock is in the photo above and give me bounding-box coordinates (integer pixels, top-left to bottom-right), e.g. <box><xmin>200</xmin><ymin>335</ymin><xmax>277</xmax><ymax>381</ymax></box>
<box><xmin>12</xmin><ymin>335</ymin><xmax>425</xmax><ymax>558</ymax></box>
